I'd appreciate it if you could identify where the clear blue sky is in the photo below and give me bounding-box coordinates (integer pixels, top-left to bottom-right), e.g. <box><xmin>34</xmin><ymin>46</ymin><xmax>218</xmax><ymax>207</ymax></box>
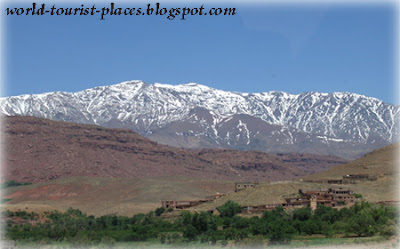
<box><xmin>3</xmin><ymin>2</ymin><xmax>398</xmax><ymax>104</ymax></box>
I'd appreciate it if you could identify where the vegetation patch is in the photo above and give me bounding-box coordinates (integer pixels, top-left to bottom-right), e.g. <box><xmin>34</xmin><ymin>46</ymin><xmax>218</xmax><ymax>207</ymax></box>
<box><xmin>1</xmin><ymin>180</ymin><xmax>32</xmax><ymax>188</ymax></box>
<box><xmin>3</xmin><ymin>201</ymin><xmax>398</xmax><ymax>247</ymax></box>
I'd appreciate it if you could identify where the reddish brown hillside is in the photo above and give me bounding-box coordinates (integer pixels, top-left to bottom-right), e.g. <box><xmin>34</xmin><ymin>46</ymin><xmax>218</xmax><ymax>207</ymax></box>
<box><xmin>2</xmin><ymin>116</ymin><xmax>347</xmax><ymax>183</ymax></box>
<box><xmin>197</xmin><ymin>150</ymin><xmax>348</xmax><ymax>177</ymax></box>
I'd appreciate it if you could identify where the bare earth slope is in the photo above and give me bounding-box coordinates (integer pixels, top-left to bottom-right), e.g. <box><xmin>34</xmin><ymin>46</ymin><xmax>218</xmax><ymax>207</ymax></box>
<box><xmin>2</xmin><ymin>116</ymin><xmax>347</xmax><ymax>183</ymax></box>
<box><xmin>2</xmin><ymin>176</ymin><xmax>235</xmax><ymax>216</ymax></box>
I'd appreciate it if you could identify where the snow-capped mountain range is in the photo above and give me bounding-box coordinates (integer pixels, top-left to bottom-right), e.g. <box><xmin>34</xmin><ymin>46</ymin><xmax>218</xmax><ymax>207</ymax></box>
<box><xmin>1</xmin><ymin>80</ymin><xmax>399</xmax><ymax>159</ymax></box>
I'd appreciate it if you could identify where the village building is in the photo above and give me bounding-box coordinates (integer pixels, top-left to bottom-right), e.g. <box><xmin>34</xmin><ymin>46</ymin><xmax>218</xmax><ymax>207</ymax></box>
<box><xmin>242</xmin><ymin>205</ymin><xmax>269</xmax><ymax>214</ymax></box>
<box><xmin>205</xmin><ymin>192</ymin><xmax>226</xmax><ymax>200</ymax></box>
<box><xmin>376</xmin><ymin>200</ymin><xmax>400</xmax><ymax>206</ymax></box>
<box><xmin>160</xmin><ymin>183</ymin><xmax>356</xmax><ymax>214</ymax></box>
<box><xmin>235</xmin><ymin>182</ymin><xmax>257</xmax><ymax>192</ymax></box>
<box><xmin>326</xmin><ymin>179</ymin><xmax>343</xmax><ymax>184</ymax></box>
<box><xmin>298</xmin><ymin>188</ymin><xmax>354</xmax><ymax>210</ymax></box>
<box><xmin>342</xmin><ymin>174</ymin><xmax>378</xmax><ymax>184</ymax></box>
<box><xmin>244</xmin><ymin>188</ymin><xmax>356</xmax><ymax>213</ymax></box>
<box><xmin>242</xmin><ymin>187</ymin><xmax>356</xmax><ymax>214</ymax></box>
<box><xmin>163</xmin><ymin>199</ymin><xmax>213</xmax><ymax>209</ymax></box>
<box><xmin>214</xmin><ymin>192</ymin><xmax>225</xmax><ymax>199</ymax></box>
<box><xmin>315</xmin><ymin>174</ymin><xmax>378</xmax><ymax>185</ymax></box>
<box><xmin>265</xmin><ymin>203</ymin><xmax>282</xmax><ymax>210</ymax></box>
<box><xmin>161</xmin><ymin>192</ymin><xmax>225</xmax><ymax>210</ymax></box>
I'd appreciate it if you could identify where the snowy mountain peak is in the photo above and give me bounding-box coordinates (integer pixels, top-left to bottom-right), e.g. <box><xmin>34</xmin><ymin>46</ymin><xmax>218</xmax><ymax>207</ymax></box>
<box><xmin>0</xmin><ymin>81</ymin><xmax>398</xmax><ymax>159</ymax></box>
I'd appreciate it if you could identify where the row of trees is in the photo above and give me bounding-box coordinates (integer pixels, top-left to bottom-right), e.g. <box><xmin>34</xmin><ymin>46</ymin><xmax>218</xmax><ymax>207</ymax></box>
<box><xmin>3</xmin><ymin>201</ymin><xmax>398</xmax><ymax>245</ymax></box>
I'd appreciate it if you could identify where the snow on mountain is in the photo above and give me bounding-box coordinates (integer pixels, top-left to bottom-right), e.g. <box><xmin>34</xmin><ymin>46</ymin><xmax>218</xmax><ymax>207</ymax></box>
<box><xmin>1</xmin><ymin>80</ymin><xmax>398</xmax><ymax>159</ymax></box>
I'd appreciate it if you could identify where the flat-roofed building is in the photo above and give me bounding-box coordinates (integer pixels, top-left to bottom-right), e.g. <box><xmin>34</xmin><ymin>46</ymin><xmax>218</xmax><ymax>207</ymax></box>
<box><xmin>235</xmin><ymin>182</ymin><xmax>257</xmax><ymax>192</ymax></box>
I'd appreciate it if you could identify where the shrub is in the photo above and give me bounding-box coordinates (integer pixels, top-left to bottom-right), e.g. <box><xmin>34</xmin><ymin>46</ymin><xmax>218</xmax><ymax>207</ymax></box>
<box><xmin>380</xmin><ymin>220</ymin><xmax>398</xmax><ymax>237</ymax></box>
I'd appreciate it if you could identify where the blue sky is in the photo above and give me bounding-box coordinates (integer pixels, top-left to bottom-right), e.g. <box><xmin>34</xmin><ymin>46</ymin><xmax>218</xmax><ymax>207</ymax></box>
<box><xmin>3</xmin><ymin>2</ymin><xmax>398</xmax><ymax>104</ymax></box>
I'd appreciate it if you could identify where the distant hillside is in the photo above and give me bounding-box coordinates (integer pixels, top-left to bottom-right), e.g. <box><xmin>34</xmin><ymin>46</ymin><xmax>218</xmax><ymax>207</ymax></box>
<box><xmin>2</xmin><ymin>116</ymin><xmax>347</xmax><ymax>183</ymax></box>
<box><xmin>195</xmin><ymin>144</ymin><xmax>398</xmax><ymax>211</ymax></box>
<box><xmin>303</xmin><ymin>143</ymin><xmax>399</xmax><ymax>180</ymax></box>
<box><xmin>2</xmin><ymin>142</ymin><xmax>396</xmax><ymax>216</ymax></box>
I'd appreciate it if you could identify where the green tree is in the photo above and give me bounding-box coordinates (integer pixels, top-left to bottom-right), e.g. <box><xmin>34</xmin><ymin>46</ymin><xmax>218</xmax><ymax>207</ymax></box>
<box><xmin>155</xmin><ymin>207</ymin><xmax>166</xmax><ymax>217</ymax></box>
<box><xmin>346</xmin><ymin>210</ymin><xmax>376</xmax><ymax>237</ymax></box>
<box><xmin>217</xmin><ymin>201</ymin><xmax>242</xmax><ymax>218</ymax></box>
<box><xmin>183</xmin><ymin>224</ymin><xmax>198</xmax><ymax>241</ymax></box>
<box><xmin>269</xmin><ymin>219</ymin><xmax>295</xmax><ymax>244</ymax></box>
<box><xmin>302</xmin><ymin>218</ymin><xmax>320</xmax><ymax>235</ymax></box>
<box><xmin>192</xmin><ymin>211</ymin><xmax>217</xmax><ymax>233</ymax></box>
<box><xmin>292</xmin><ymin>207</ymin><xmax>312</xmax><ymax>222</ymax></box>
<box><xmin>321</xmin><ymin>221</ymin><xmax>334</xmax><ymax>238</ymax></box>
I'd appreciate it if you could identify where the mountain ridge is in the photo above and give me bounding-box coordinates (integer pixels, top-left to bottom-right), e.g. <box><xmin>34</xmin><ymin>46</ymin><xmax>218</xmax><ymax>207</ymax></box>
<box><xmin>1</xmin><ymin>80</ymin><xmax>398</xmax><ymax>159</ymax></box>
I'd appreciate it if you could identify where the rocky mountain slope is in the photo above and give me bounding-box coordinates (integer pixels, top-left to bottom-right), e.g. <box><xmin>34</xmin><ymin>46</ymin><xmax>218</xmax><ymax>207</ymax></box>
<box><xmin>2</xmin><ymin>116</ymin><xmax>347</xmax><ymax>183</ymax></box>
<box><xmin>1</xmin><ymin>81</ymin><xmax>398</xmax><ymax>159</ymax></box>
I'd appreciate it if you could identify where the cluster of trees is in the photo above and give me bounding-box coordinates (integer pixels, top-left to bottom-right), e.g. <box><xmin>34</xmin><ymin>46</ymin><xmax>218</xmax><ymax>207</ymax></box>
<box><xmin>1</xmin><ymin>180</ymin><xmax>32</xmax><ymax>188</ymax></box>
<box><xmin>3</xmin><ymin>201</ymin><xmax>398</xmax><ymax>246</ymax></box>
